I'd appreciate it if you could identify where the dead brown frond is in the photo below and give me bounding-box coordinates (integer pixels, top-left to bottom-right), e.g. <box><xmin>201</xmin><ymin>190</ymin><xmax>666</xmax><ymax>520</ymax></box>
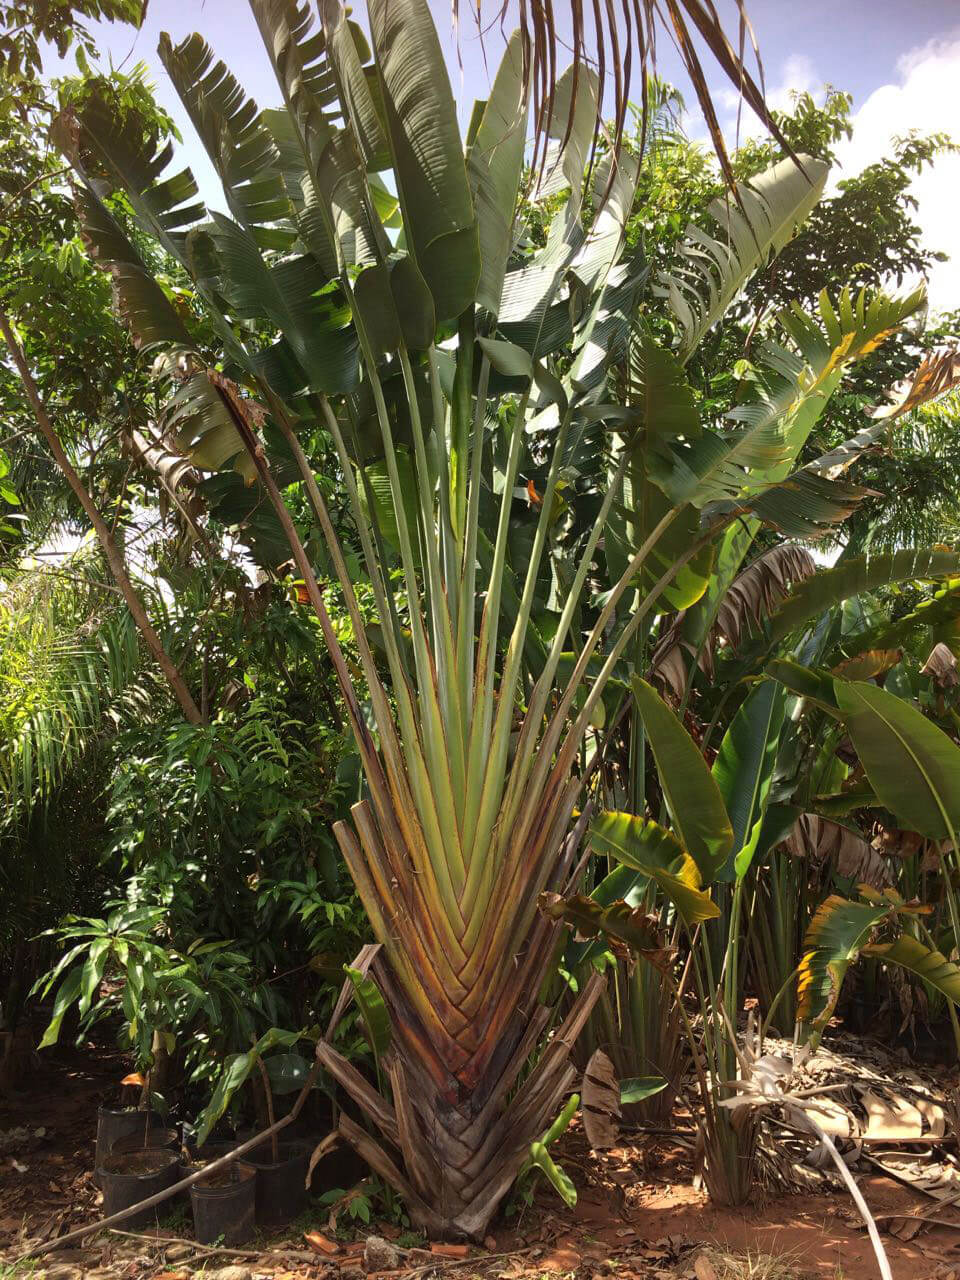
<box><xmin>867</xmin><ymin>346</ymin><xmax>960</xmax><ymax>422</ymax></box>
<box><xmin>650</xmin><ymin>544</ymin><xmax>815</xmax><ymax>699</ymax></box>
<box><xmin>459</xmin><ymin>0</ymin><xmax>793</xmax><ymax>182</ymax></box>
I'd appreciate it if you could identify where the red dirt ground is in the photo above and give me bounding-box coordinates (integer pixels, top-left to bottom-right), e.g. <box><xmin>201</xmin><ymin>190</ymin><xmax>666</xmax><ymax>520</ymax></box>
<box><xmin>2</xmin><ymin>1036</ymin><xmax>959</xmax><ymax>1280</ymax></box>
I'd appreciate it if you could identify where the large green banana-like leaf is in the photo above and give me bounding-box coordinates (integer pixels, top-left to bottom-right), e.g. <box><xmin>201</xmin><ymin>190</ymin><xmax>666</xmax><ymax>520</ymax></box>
<box><xmin>829</xmin><ymin>576</ymin><xmax>960</xmax><ymax>661</ymax></box>
<box><xmin>250</xmin><ymin>0</ymin><xmax>381</xmax><ymax>273</ymax></box>
<box><xmin>631</xmin><ymin>677</ymin><xmax>733</xmax><ymax>882</ymax></box>
<box><xmin>621</xmin><ymin>333</ymin><xmax>701</xmax><ymax>444</ymax></box>
<box><xmin>648</xmin><ymin>288</ymin><xmax>925</xmax><ymax>511</ymax></box>
<box><xmin>834</xmin><ymin>679</ymin><xmax>960</xmax><ymax>843</ymax></box>
<box><xmin>797</xmin><ymin>895</ymin><xmax>887</xmax><ymax>1041</ymax></box>
<box><xmin>760</xmin><ymin>548</ymin><xmax>960</xmax><ymax>657</ymax></box>
<box><xmin>322</xmin><ymin>5</ymin><xmax>391</xmax><ymax>172</ymax></box>
<box><xmin>712</xmin><ymin>680</ymin><xmax>786</xmax><ymax>879</ymax></box>
<box><xmin>765</xmin><ymin>658</ymin><xmax>840</xmax><ymax>716</ymax></box>
<box><xmin>588</xmin><ymin>811</ymin><xmax>719</xmax><ymax>925</ymax></box>
<box><xmin>158</xmin><ymin>31</ymin><xmax>296</xmax><ymax>249</ymax></box>
<box><xmin>358</xmin><ymin>449</ymin><xmax>419</xmax><ymax>558</ymax></box>
<box><xmin>863</xmin><ymin>935</ymin><xmax>960</xmax><ymax>1004</ymax></box>
<box><xmin>744</xmin><ymin>469</ymin><xmax>875</xmax><ymax>540</ymax></box>
<box><xmin>75</xmin><ymin>187</ymin><xmax>194</xmax><ymax>350</ymax></box>
<box><xmin>368</xmin><ymin>0</ymin><xmax>480</xmax><ymax>322</ymax></box>
<box><xmin>605</xmin><ymin>335</ymin><xmax>713</xmax><ymax>609</ymax></box>
<box><xmin>467</xmin><ymin>30</ymin><xmax>527</xmax><ymax>318</ymax></box>
<box><xmin>537</xmin><ymin>63</ymin><xmax>601</xmax><ymax>204</ymax></box>
<box><xmin>495</xmin><ymin>65</ymin><xmax>599</xmax><ymax>357</ymax></box>
<box><xmin>657</xmin><ymin>155</ymin><xmax>828</xmax><ymax>363</ymax></box>
<box><xmin>201</xmin><ymin>213</ymin><xmax>358</xmax><ymax>393</ymax></box>
<box><xmin>345</xmin><ymin>964</ymin><xmax>392</xmax><ymax>1068</ymax></box>
<box><xmin>199</xmin><ymin>471</ymin><xmax>292</xmax><ymax>569</ymax></box>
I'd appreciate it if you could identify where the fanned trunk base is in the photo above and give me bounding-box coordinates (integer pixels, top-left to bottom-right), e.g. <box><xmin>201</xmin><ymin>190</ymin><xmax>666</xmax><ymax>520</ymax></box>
<box><xmin>319</xmin><ymin>957</ymin><xmax>605</xmax><ymax>1239</ymax></box>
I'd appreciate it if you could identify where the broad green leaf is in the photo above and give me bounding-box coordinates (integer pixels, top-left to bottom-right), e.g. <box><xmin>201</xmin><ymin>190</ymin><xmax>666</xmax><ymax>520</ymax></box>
<box><xmin>527</xmin><ymin>1141</ymin><xmax>577</xmax><ymax>1206</ymax></box>
<box><xmin>353</xmin><ymin>263</ymin><xmax>401</xmax><ymax>360</ymax></box>
<box><xmin>863</xmin><ymin>935</ymin><xmax>960</xmax><ymax>1005</ymax></box>
<box><xmin>620</xmin><ymin>1076</ymin><xmax>669</xmax><ymax>1106</ymax></box>
<box><xmin>762</xmin><ymin>548</ymin><xmax>960</xmax><ymax>655</ymax></box>
<box><xmin>390</xmin><ymin>256</ymin><xmax>435</xmax><ymax>351</ymax></box>
<box><xmin>811</xmin><ymin>785</ymin><xmax>880</xmax><ymax>817</ymax></box>
<box><xmin>745</xmin><ymin>469</ymin><xmax>873</xmax><ymax>540</ymax></box>
<box><xmin>607</xmin><ymin>483</ymin><xmax>714</xmax><ymax>612</ymax></box>
<box><xmin>588</xmin><ymin>811</ymin><xmax>719</xmax><ymax>925</ymax></box>
<box><xmin>631</xmin><ymin>677</ymin><xmax>733</xmax><ymax>881</ymax></box>
<box><xmin>625</xmin><ymin>335</ymin><xmax>700</xmax><ymax>444</ymax></box>
<box><xmin>539</xmin><ymin>63</ymin><xmax>599</xmax><ymax>203</ymax></box>
<box><xmin>712</xmin><ymin>680</ymin><xmax>786</xmax><ymax>879</ymax></box>
<box><xmin>345</xmin><ymin>965</ymin><xmax>391</xmax><ymax>1061</ymax></box>
<box><xmin>477</xmin><ymin>335</ymin><xmax>531</xmax><ymax>379</ymax></box>
<box><xmin>195</xmin><ymin>1049</ymin><xmax>256</xmax><ymax>1146</ymax></box>
<box><xmin>195</xmin><ymin>1025</ymin><xmax>302</xmax><ymax>1145</ymax></box>
<box><xmin>649</xmin><ymin>288</ymin><xmax>924</xmax><ymax>511</ymax></box>
<box><xmin>78</xmin><ymin>936</ymin><xmax>111</xmax><ymax>1018</ymax></box>
<box><xmin>368</xmin><ymin>0</ymin><xmax>480</xmax><ymax>321</ymax></box>
<box><xmin>467</xmin><ymin>30</ymin><xmax>527</xmax><ymax>317</ymax></box>
<box><xmin>158</xmin><ymin>31</ymin><xmax>296</xmax><ymax>247</ymax></box>
<box><xmin>658</xmin><ymin>155</ymin><xmax>828</xmax><ymax>362</ymax></box>
<box><xmin>353</xmin><ymin>256</ymin><xmax>436</xmax><ymax>361</ymax></box>
<box><xmin>265</xmin><ymin>1051</ymin><xmax>315</xmax><ymax>1096</ymax></box>
<box><xmin>834</xmin><ymin>679</ymin><xmax>960</xmax><ymax>842</ymax></box>
<box><xmin>38</xmin><ymin>967</ymin><xmax>83</xmax><ymax>1050</ymax></box>
<box><xmin>359</xmin><ymin>449</ymin><xmax>419</xmax><ymax>559</ymax></box>
<box><xmin>765</xmin><ymin>658</ymin><xmax>840</xmax><ymax>715</ymax></box>
<box><xmin>797</xmin><ymin>895</ymin><xmax>887</xmax><ymax>1043</ymax></box>
<box><xmin>606</xmin><ymin>338</ymin><xmax>711</xmax><ymax>610</ymax></box>
<box><xmin>323</xmin><ymin>5</ymin><xmax>391</xmax><ymax>172</ymax></box>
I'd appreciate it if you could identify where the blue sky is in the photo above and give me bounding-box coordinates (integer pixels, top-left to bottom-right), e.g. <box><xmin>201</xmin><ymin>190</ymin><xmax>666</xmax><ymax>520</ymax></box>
<box><xmin>43</xmin><ymin>0</ymin><xmax>960</xmax><ymax>310</ymax></box>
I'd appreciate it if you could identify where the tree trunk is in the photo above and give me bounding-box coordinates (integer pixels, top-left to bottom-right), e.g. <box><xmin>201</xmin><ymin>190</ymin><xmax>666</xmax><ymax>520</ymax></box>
<box><xmin>0</xmin><ymin>310</ymin><xmax>203</xmax><ymax>726</ymax></box>
<box><xmin>214</xmin><ymin>374</ymin><xmax>605</xmax><ymax>1238</ymax></box>
<box><xmin>317</xmin><ymin>825</ymin><xmax>604</xmax><ymax>1241</ymax></box>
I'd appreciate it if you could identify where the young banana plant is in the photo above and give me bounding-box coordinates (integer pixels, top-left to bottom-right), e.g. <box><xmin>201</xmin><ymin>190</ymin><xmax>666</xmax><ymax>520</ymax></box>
<box><xmin>49</xmin><ymin>0</ymin><xmax>939</xmax><ymax>1236</ymax></box>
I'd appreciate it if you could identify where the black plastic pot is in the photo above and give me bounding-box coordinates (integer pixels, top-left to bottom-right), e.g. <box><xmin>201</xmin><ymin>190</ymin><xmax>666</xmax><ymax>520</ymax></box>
<box><xmin>94</xmin><ymin>1107</ymin><xmax>159</xmax><ymax>1184</ymax></box>
<box><xmin>111</xmin><ymin>1126</ymin><xmax>180</xmax><ymax>1158</ymax></box>
<box><xmin>98</xmin><ymin>1148</ymin><xmax>181</xmax><ymax>1230</ymax></box>
<box><xmin>191</xmin><ymin>1161</ymin><xmax>256</xmax><ymax>1245</ymax></box>
<box><xmin>241</xmin><ymin>1138</ymin><xmax>311</xmax><ymax>1226</ymax></box>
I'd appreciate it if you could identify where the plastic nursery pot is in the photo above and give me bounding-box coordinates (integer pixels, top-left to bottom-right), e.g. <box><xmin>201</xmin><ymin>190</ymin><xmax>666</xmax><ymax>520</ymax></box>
<box><xmin>94</xmin><ymin>1107</ymin><xmax>160</xmax><ymax>1184</ymax></box>
<box><xmin>241</xmin><ymin>1138</ymin><xmax>312</xmax><ymax>1226</ymax></box>
<box><xmin>98</xmin><ymin>1148</ymin><xmax>182</xmax><ymax>1230</ymax></box>
<box><xmin>191</xmin><ymin>1160</ymin><xmax>257</xmax><ymax>1246</ymax></box>
<box><xmin>111</xmin><ymin>1126</ymin><xmax>180</xmax><ymax>1157</ymax></box>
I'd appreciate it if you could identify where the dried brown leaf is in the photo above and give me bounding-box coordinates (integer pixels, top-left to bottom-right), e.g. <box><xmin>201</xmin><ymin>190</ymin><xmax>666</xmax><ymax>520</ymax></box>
<box><xmin>581</xmin><ymin>1049</ymin><xmax>621</xmax><ymax>1151</ymax></box>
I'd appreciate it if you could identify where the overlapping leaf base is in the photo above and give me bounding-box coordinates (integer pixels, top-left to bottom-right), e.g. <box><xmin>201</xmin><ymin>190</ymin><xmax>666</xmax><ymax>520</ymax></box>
<box><xmin>321</xmin><ymin>816</ymin><xmax>603</xmax><ymax>1238</ymax></box>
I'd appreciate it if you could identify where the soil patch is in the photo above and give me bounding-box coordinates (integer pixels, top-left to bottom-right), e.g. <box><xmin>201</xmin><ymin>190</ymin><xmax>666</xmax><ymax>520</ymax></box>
<box><xmin>3</xmin><ymin>1031</ymin><xmax>960</xmax><ymax>1279</ymax></box>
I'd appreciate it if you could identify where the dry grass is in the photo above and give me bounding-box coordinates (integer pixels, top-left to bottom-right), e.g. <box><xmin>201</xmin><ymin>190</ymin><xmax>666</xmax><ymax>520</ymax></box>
<box><xmin>692</xmin><ymin>1246</ymin><xmax>803</xmax><ymax>1280</ymax></box>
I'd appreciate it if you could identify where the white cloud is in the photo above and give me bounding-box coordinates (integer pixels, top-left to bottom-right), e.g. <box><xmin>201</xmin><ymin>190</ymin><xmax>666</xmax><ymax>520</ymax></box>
<box><xmin>832</xmin><ymin>33</ymin><xmax>960</xmax><ymax>314</ymax></box>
